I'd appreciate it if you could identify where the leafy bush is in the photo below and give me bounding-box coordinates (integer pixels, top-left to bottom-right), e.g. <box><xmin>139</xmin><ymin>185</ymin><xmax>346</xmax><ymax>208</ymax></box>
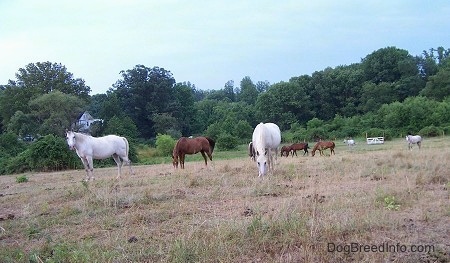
<box><xmin>419</xmin><ymin>125</ymin><xmax>444</xmax><ymax>137</ymax></box>
<box><xmin>0</xmin><ymin>132</ymin><xmax>26</xmax><ymax>157</ymax></box>
<box><xmin>155</xmin><ymin>134</ymin><xmax>176</xmax><ymax>156</ymax></box>
<box><xmin>217</xmin><ymin>133</ymin><xmax>239</xmax><ymax>150</ymax></box>
<box><xmin>3</xmin><ymin>134</ymin><xmax>81</xmax><ymax>174</ymax></box>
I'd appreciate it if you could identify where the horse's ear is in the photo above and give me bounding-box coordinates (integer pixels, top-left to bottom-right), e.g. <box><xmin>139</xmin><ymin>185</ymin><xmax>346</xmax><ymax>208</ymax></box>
<box><xmin>264</xmin><ymin>149</ymin><xmax>268</xmax><ymax>155</ymax></box>
<box><xmin>256</xmin><ymin>150</ymin><xmax>260</xmax><ymax>156</ymax></box>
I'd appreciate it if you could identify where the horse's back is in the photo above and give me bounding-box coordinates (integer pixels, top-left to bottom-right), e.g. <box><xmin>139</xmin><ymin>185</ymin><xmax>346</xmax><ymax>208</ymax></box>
<box><xmin>263</xmin><ymin>123</ymin><xmax>281</xmax><ymax>148</ymax></box>
<box><xmin>91</xmin><ymin>135</ymin><xmax>128</xmax><ymax>158</ymax></box>
<box><xmin>252</xmin><ymin>122</ymin><xmax>281</xmax><ymax>149</ymax></box>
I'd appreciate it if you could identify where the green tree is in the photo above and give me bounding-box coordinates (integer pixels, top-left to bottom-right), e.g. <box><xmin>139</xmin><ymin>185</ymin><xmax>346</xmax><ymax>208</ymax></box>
<box><xmin>6</xmin><ymin>111</ymin><xmax>36</xmax><ymax>138</ymax></box>
<box><xmin>359</xmin><ymin>82</ymin><xmax>396</xmax><ymax>113</ymax></box>
<box><xmin>223</xmin><ymin>80</ymin><xmax>236</xmax><ymax>102</ymax></box>
<box><xmin>362</xmin><ymin>47</ymin><xmax>417</xmax><ymax>84</ymax></box>
<box><xmin>0</xmin><ymin>62</ymin><xmax>90</xmax><ymax>129</ymax></box>
<box><xmin>420</xmin><ymin>64</ymin><xmax>450</xmax><ymax>101</ymax></box>
<box><xmin>111</xmin><ymin>65</ymin><xmax>176</xmax><ymax>138</ymax></box>
<box><xmin>256</xmin><ymin>80</ymin><xmax>312</xmax><ymax>129</ymax></box>
<box><xmin>28</xmin><ymin>91</ymin><xmax>85</xmax><ymax>137</ymax></box>
<box><xmin>238</xmin><ymin>76</ymin><xmax>258</xmax><ymax>105</ymax></box>
<box><xmin>104</xmin><ymin>115</ymin><xmax>139</xmax><ymax>141</ymax></box>
<box><xmin>172</xmin><ymin>82</ymin><xmax>197</xmax><ymax>135</ymax></box>
<box><xmin>152</xmin><ymin>113</ymin><xmax>179</xmax><ymax>135</ymax></box>
<box><xmin>11</xmin><ymin>62</ymin><xmax>91</xmax><ymax>99</ymax></box>
<box><xmin>192</xmin><ymin>99</ymin><xmax>219</xmax><ymax>134</ymax></box>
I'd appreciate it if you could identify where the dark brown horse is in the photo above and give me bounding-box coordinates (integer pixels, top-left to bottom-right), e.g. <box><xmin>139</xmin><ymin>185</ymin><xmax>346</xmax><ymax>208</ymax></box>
<box><xmin>290</xmin><ymin>142</ymin><xmax>309</xmax><ymax>156</ymax></box>
<box><xmin>248</xmin><ymin>142</ymin><xmax>256</xmax><ymax>161</ymax></box>
<box><xmin>280</xmin><ymin>145</ymin><xmax>292</xmax><ymax>157</ymax></box>
<box><xmin>172</xmin><ymin>136</ymin><xmax>215</xmax><ymax>169</ymax></box>
<box><xmin>311</xmin><ymin>141</ymin><xmax>335</xmax><ymax>156</ymax></box>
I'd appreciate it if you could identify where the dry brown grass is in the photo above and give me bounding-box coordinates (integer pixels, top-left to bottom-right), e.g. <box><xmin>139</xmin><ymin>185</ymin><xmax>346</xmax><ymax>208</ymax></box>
<box><xmin>0</xmin><ymin>137</ymin><xmax>449</xmax><ymax>262</ymax></box>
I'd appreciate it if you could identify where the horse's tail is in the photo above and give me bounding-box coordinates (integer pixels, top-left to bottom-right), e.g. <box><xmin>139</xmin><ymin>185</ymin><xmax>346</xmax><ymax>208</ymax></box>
<box><xmin>205</xmin><ymin>137</ymin><xmax>216</xmax><ymax>153</ymax></box>
<box><xmin>122</xmin><ymin>137</ymin><xmax>130</xmax><ymax>158</ymax></box>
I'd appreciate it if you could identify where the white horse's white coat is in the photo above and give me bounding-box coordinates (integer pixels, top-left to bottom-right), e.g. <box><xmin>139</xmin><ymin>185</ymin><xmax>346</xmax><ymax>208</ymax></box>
<box><xmin>66</xmin><ymin>131</ymin><xmax>133</xmax><ymax>181</ymax></box>
<box><xmin>343</xmin><ymin>139</ymin><xmax>356</xmax><ymax>147</ymax></box>
<box><xmin>406</xmin><ymin>135</ymin><xmax>422</xmax><ymax>150</ymax></box>
<box><xmin>252</xmin><ymin>122</ymin><xmax>281</xmax><ymax>177</ymax></box>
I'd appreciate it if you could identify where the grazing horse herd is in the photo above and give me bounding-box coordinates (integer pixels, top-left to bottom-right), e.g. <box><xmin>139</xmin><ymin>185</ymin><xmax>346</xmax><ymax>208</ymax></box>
<box><xmin>65</xmin><ymin>125</ymin><xmax>423</xmax><ymax>180</ymax></box>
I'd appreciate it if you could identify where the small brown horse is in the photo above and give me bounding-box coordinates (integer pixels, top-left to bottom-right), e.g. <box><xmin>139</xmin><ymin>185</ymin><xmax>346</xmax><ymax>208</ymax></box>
<box><xmin>248</xmin><ymin>141</ymin><xmax>256</xmax><ymax>161</ymax></box>
<box><xmin>172</xmin><ymin>136</ymin><xmax>215</xmax><ymax>169</ymax></box>
<box><xmin>311</xmin><ymin>141</ymin><xmax>335</xmax><ymax>156</ymax></box>
<box><xmin>280</xmin><ymin>145</ymin><xmax>292</xmax><ymax>157</ymax></box>
<box><xmin>290</xmin><ymin>142</ymin><xmax>309</xmax><ymax>156</ymax></box>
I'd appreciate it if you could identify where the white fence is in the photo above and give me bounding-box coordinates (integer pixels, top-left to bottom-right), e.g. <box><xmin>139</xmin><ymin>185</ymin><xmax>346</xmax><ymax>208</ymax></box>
<box><xmin>366</xmin><ymin>137</ymin><xmax>384</xmax><ymax>145</ymax></box>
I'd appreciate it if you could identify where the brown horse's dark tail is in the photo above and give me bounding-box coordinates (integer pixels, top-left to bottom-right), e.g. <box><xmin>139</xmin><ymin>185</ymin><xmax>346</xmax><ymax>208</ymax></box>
<box><xmin>205</xmin><ymin>137</ymin><xmax>216</xmax><ymax>153</ymax></box>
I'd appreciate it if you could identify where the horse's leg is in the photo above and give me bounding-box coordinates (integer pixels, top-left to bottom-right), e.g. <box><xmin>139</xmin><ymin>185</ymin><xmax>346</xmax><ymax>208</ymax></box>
<box><xmin>80</xmin><ymin>157</ymin><xmax>90</xmax><ymax>181</ymax></box>
<box><xmin>180</xmin><ymin>153</ymin><xmax>185</xmax><ymax>169</ymax></box>
<box><xmin>86</xmin><ymin>156</ymin><xmax>94</xmax><ymax>181</ymax></box>
<box><xmin>206</xmin><ymin>149</ymin><xmax>214</xmax><ymax>168</ymax></box>
<box><xmin>418</xmin><ymin>141</ymin><xmax>421</xmax><ymax>150</ymax></box>
<box><xmin>269</xmin><ymin>149</ymin><xmax>275</xmax><ymax>173</ymax></box>
<box><xmin>121</xmin><ymin>155</ymin><xmax>134</xmax><ymax>175</ymax></box>
<box><xmin>200</xmin><ymin>151</ymin><xmax>208</xmax><ymax>167</ymax></box>
<box><xmin>112</xmin><ymin>154</ymin><xmax>122</xmax><ymax>179</ymax></box>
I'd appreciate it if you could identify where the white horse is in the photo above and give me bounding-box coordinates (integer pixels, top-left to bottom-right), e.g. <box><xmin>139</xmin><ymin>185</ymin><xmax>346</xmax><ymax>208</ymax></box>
<box><xmin>252</xmin><ymin>122</ymin><xmax>281</xmax><ymax>177</ymax></box>
<box><xmin>343</xmin><ymin>139</ymin><xmax>356</xmax><ymax>147</ymax></box>
<box><xmin>66</xmin><ymin>131</ymin><xmax>133</xmax><ymax>181</ymax></box>
<box><xmin>406</xmin><ymin>135</ymin><xmax>422</xmax><ymax>150</ymax></box>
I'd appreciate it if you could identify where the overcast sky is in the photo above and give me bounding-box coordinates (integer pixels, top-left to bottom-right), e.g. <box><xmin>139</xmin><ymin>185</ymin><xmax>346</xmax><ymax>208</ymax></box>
<box><xmin>1</xmin><ymin>0</ymin><xmax>449</xmax><ymax>95</ymax></box>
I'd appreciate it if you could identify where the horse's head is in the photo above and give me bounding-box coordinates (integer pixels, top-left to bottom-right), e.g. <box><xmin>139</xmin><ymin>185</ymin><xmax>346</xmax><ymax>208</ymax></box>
<box><xmin>255</xmin><ymin>149</ymin><xmax>268</xmax><ymax>176</ymax></box>
<box><xmin>66</xmin><ymin>131</ymin><xmax>76</xmax><ymax>150</ymax></box>
<box><xmin>172</xmin><ymin>153</ymin><xmax>179</xmax><ymax>168</ymax></box>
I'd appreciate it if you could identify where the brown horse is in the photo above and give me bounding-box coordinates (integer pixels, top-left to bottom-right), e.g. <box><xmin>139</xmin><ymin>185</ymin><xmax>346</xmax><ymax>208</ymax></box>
<box><xmin>248</xmin><ymin>141</ymin><xmax>256</xmax><ymax>161</ymax></box>
<box><xmin>311</xmin><ymin>141</ymin><xmax>335</xmax><ymax>156</ymax></box>
<box><xmin>172</xmin><ymin>136</ymin><xmax>215</xmax><ymax>169</ymax></box>
<box><xmin>290</xmin><ymin>142</ymin><xmax>309</xmax><ymax>156</ymax></box>
<box><xmin>280</xmin><ymin>145</ymin><xmax>292</xmax><ymax>157</ymax></box>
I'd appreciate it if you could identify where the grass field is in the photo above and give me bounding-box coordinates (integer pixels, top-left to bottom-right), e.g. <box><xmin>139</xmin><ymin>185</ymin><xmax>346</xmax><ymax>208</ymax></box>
<box><xmin>0</xmin><ymin>137</ymin><xmax>449</xmax><ymax>262</ymax></box>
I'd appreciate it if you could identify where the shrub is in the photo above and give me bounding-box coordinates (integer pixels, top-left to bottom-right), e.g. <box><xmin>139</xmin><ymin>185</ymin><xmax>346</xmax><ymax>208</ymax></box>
<box><xmin>4</xmin><ymin>134</ymin><xmax>81</xmax><ymax>174</ymax></box>
<box><xmin>419</xmin><ymin>125</ymin><xmax>444</xmax><ymax>137</ymax></box>
<box><xmin>217</xmin><ymin>133</ymin><xmax>239</xmax><ymax>150</ymax></box>
<box><xmin>155</xmin><ymin>134</ymin><xmax>176</xmax><ymax>156</ymax></box>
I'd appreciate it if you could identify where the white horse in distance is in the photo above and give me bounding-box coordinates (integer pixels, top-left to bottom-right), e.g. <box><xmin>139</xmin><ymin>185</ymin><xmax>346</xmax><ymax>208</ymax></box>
<box><xmin>406</xmin><ymin>134</ymin><xmax>422</xmax><ymax>150</ymax></box>
<box><xmin>343</xmin><ymin>139</ymin><xmax>356</xmax><ymax>147</ymax></box>
<box><xmin>66</xmin><ymin>131</ymin><xmax>133</xmax><ymax>181</ymax></box>
<box><xmin>252</xmin><ymin>122</ymin><xmax>281</xmax><ymax>177</ymax></box>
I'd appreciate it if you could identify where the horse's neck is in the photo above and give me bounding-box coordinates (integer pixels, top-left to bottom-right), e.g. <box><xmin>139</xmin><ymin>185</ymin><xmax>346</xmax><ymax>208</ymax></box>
<box><xmin>75</xmin><ymin>133</ymin><xmax>90</xmax><ymax>147</ymax></box>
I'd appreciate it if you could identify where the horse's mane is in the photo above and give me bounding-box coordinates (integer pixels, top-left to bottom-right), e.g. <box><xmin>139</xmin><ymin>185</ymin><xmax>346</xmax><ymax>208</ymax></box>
<box><xmin>74</xmin><ymin>131</ymin><xmax>95</xmax><ymax>142</ymax></box>
<box><xmin>204</xmin><ymin>137</ymin><xmax>215</xmax><ymax>153</ymax></box>
<box><xmin>253</xmin><ymin>123</ymin><xmax>266</xmax><ymax>152</ymax></box>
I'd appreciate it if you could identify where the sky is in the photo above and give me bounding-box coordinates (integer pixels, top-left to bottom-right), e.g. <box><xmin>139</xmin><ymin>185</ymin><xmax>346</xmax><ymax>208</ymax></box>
<box><xmin>1</xmin><ymin>0</ymin><xmax>449</xmax><ymax>95</ymax></box>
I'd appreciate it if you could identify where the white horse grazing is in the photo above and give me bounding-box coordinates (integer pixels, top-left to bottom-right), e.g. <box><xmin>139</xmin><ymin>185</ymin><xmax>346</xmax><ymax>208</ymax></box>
<box><xmin>252</xmin><ymin>122</ymin><xmax>281</xmax><ymax>177</ymax></box>
<box><xmin>66</xmin><ymin>131</ymin><xmax>133</xmax><ymax>181</ymax></box>
<box><xmin>406</xmin><ymin>135</ymin><xmax>422</xmax><ymax>150</ymax></box>
<box><xmin>343</xmin><ymin>139</ymin><xmax>356</xmax><ymax>147</ymax></box>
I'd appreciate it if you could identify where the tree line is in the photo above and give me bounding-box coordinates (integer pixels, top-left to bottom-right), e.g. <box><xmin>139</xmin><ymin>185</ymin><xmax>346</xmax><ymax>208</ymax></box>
<box><xmin>0</xmin><ymin>46</ymin><xmax>449</xmax><ymax>173</ymax></box>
